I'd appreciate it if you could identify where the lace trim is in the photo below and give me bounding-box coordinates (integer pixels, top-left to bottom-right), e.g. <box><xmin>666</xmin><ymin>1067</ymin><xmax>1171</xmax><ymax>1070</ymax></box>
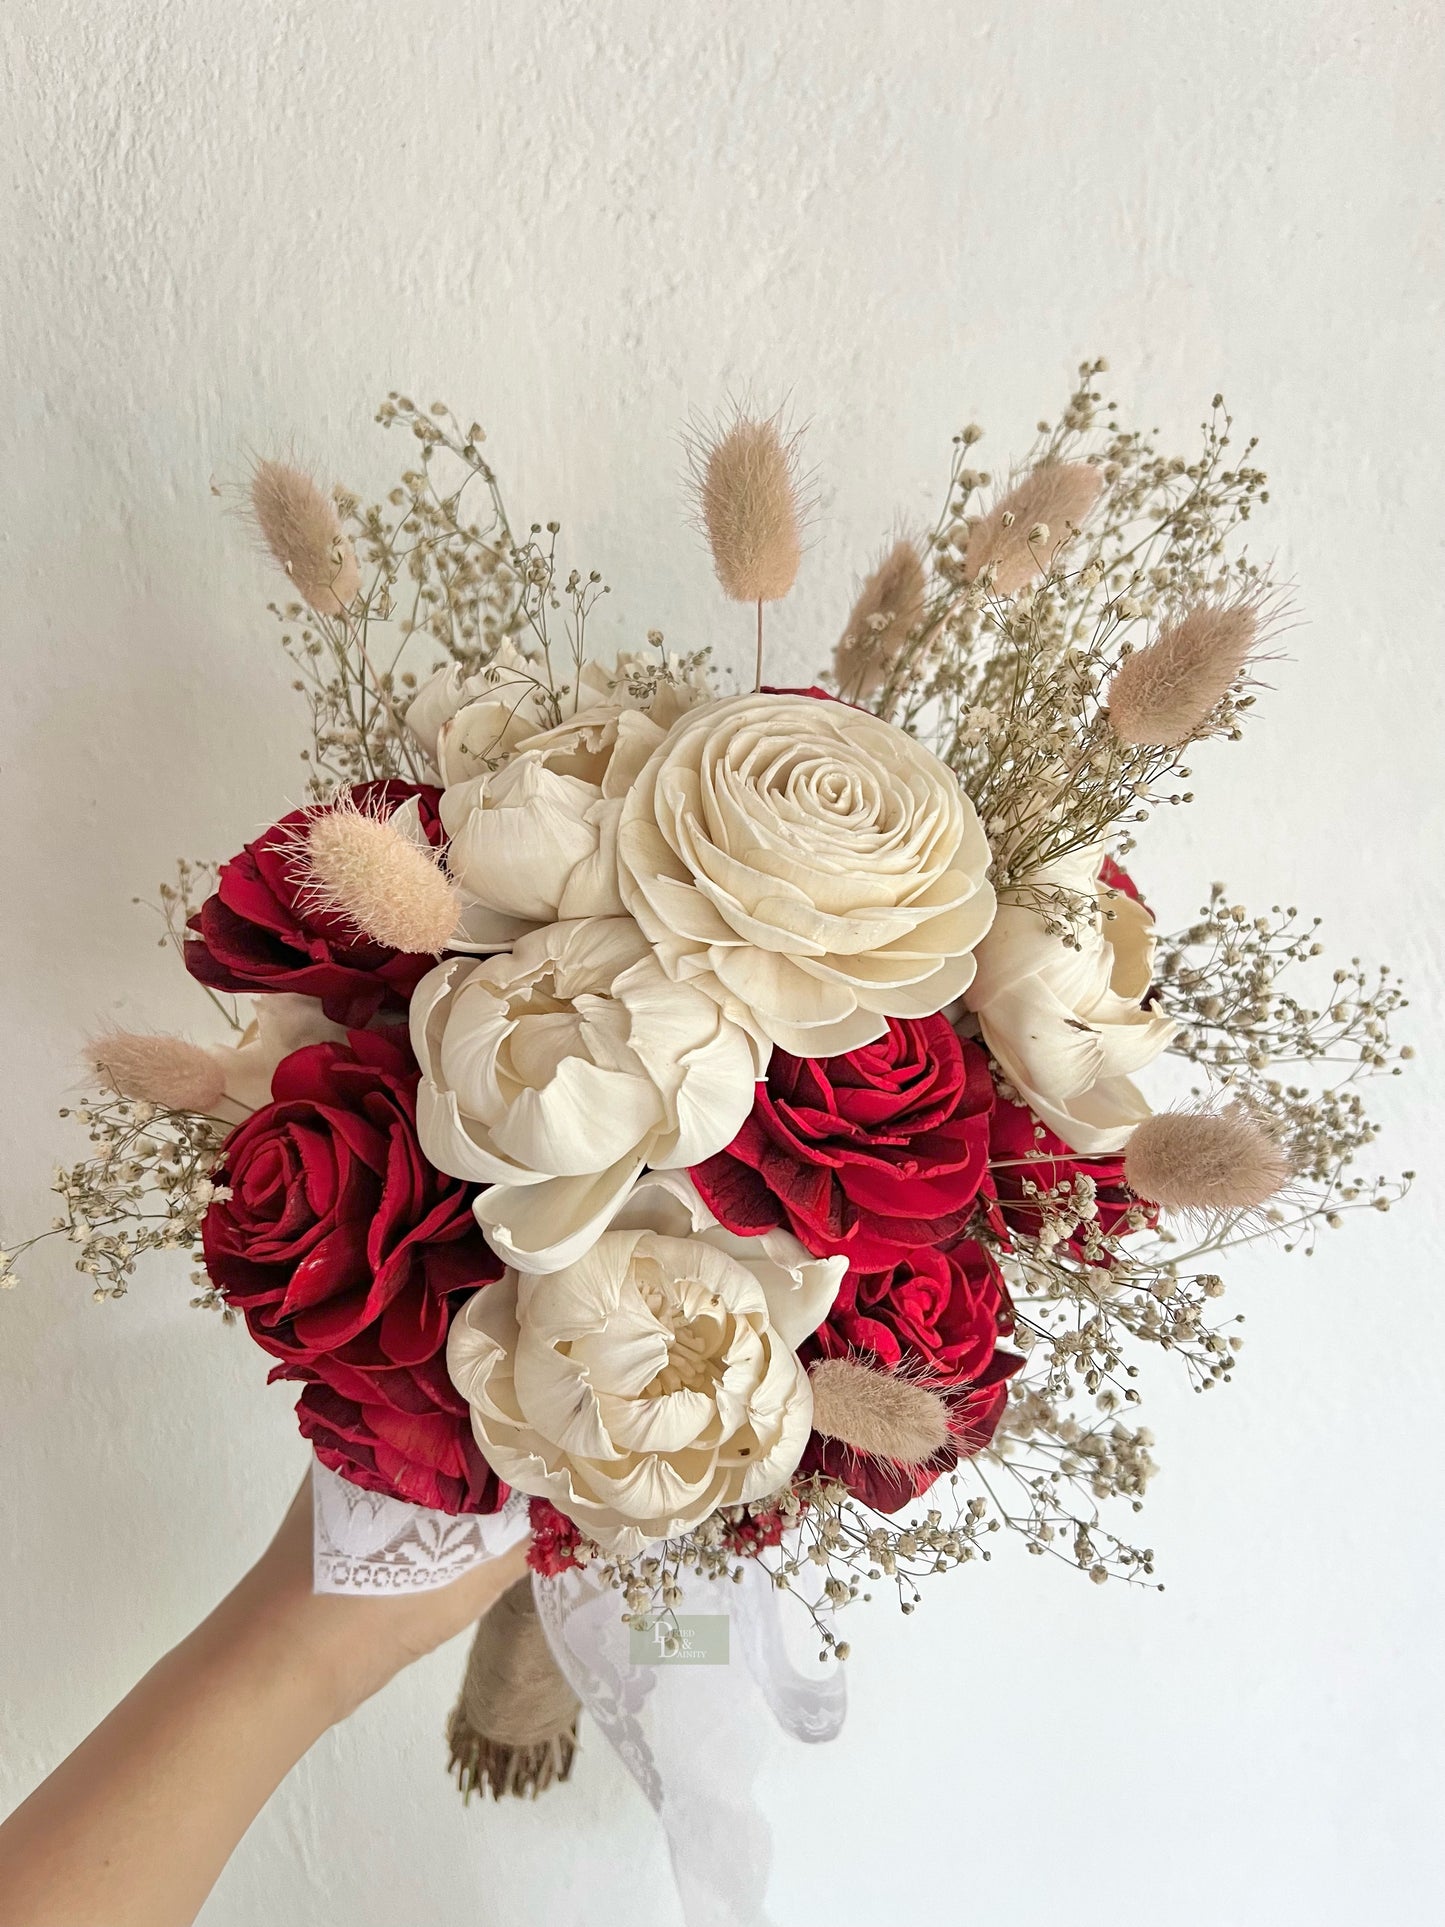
<box><xmin>311</xmin><ymin>1462</ymin><xmax>528</xmax><ymax>1592</ymax></box>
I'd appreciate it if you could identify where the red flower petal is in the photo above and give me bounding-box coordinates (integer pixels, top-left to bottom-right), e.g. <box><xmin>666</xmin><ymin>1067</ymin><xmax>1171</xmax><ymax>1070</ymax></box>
<box><xmin>184</xmin><ymin>781</ymin><xmax>446</xmax><ymax>1025</ymax></box>
<box><xmin>692</xmin><ymin>1015</ymin><xmax>994</xmax><ymax>1269</ymax></box>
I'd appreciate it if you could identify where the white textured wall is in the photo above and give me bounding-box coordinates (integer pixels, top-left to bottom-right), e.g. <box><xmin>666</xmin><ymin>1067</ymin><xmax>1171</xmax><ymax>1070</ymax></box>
<box><xmin>2</xmin><ymin>4</ymin><xmax>1441</xmax><ymax>1922</ymax></box>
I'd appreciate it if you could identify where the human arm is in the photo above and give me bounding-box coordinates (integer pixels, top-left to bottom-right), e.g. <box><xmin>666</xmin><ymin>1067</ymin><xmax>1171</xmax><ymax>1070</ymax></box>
<box><xmin>0</xmin><ymin>1478</ymin><xmax>527</xmax><ymax>1927</ymax></box>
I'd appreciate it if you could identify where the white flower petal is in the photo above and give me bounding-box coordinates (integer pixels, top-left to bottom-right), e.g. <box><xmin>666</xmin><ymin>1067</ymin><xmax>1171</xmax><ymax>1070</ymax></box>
<box><xmin>410</xmin><ymin>918</ymin><xmax>756</xmax><ymax>1271</ymax></box>
<box><xmin>473</xmin><ymin>1155</ymin><xmax>648</xmax><ymax>1274</ymax></box>
<box><xmin>446</xmin><ymin>892</ymin><xmax>539</xmax><ymax>954</ymax></box>
<box><xmin>489</xmin><ymin>1059</ymin><xmax>662</xmax><ymax>1176</ymax></box>
<box><xmin>446</xmin><ymin>1209</ymin><xmax>817</xmax><ymax>1552</ymax></box>
<box><xmin>442</xmin><ymin>757</ymin><xmax>602</xmax><ymax>922</ymax></box>
<box><xmin>617</xmin><ymin>692</ymin><xmax>994</xmax><ymax>1056</ymax></box>
<box><xmin>964</xmin><ymin>847</ymin><xmax>1177</xmax><ymax>1153</ymax></box>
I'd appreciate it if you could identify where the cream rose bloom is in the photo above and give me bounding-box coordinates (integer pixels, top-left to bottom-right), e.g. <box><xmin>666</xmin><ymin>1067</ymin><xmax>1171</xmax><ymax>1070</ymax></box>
<box><xmin>446</xmin><ymin>1173</ymin><xmax>845</xmax><ymax>1554</ymax></box>
<box><xmin>409</xmin><ymin>917</ymin><xmax>761</xmax><ymax>1274</ymax></box>
<box><xmin>409</xmin><ymin>650</ymin><xmax>713</xmax><ymax>948</ymax></box>
<box><xmin>405</xmin><ymin>639</ymin><xmax>553</xmax><ymax>779</ymax></box>
<box><xmin>963</xmin><ymin>847</ymin><xmax>1177</xmax><ymax>1154</ymax></box>
<box><xmin>616</xmin><ymin>691</ymin><xmax>996</xmax><ymax>1058</ymax></box>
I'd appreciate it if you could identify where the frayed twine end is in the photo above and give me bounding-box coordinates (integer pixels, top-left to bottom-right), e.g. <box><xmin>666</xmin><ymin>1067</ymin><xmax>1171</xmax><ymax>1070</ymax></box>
<box><xmin>447</xmin><ymin>1715</ymin><xmax>579</xmax><ymax>1803</ymax></box>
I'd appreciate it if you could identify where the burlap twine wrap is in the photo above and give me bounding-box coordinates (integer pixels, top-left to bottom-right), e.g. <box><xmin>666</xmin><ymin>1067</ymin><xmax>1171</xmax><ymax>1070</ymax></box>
<box><xmin>448</xmin><ymin>1575</ymin><xmax>581</xmax><ymax>1800</ymax></box>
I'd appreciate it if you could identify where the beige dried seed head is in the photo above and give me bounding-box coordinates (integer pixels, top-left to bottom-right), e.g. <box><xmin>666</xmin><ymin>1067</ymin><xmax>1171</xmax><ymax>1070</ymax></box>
<box><xmin>1107</xmin><ymin>601</ymin><xmax>1260</xmax><ymax>747</ymax></box>
<box><xmin>689</xmin><ymin>409</ymin><xmax>806</xmax><ymax>603</ymax></box>
<box><xmin>807</xmin><ymin>1357</ymin><xmax>951</xmax><ymax>1467</ymax></box>
<box><xmin>832</xmin><ymin>536</ymin><xmax>928</xmax><ymax>700</ymax></box>
<box><xmin>304</xmin><ymin>802</ymin><xmax>460</xmax><ymax>953</ymax></box>
<box><xmin>84</xmin><ymin>1032</ymin><xmax>226</xmax><ymax>1114</ymax></box>
<box><xmin>1124</xmin><ymin>1104</ymin><xmax>1291</xmax><ymax>1212</ymax></box>
<box><xmin>248</xmin><ymin>459</ymin><xmax>360</xmax><ymax>616</ymax></box>
<box><xmin>962</xmin><ymin>461</ymin><xmax>1103</xmax><ymax>595</ymax></box>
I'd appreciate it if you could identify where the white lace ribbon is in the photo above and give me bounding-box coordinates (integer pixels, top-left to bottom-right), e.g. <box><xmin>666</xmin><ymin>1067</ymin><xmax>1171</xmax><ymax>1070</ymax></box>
<box><xmin>537</xmin><ymin>1556</ymin><xmax>845</xmax><ymax>1927</ymax></box>
<box><xmin>311</xmin><ymin>1465</ymin><xmax>846</xmax><ymax>1925</ymax></box>
<box><xmin>311</xmin><ymin>1461</ymin><xmax>529</xmax><ymax>1590</ymax></box>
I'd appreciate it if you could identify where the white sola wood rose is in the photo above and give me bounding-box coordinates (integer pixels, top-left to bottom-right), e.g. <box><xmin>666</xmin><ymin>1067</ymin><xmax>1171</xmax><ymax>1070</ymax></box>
<box><xmin>405</xmin><ymin>639</ymin><xmax>553</xmax><ymax>778</ymax></box>
<box><xmin>409</xmin><ymin>917</ymin><xmax>760</xmax><ymax>1273</ymax></box>
<box><xmin>407</xmin><ymin>648</ymin><xmax>711</xmax><ymax>948</ymax></box>
<box><xmin>446</xmin><ymin>1174</ymin><xmax>846</xmax><ymax>1554</ymax></box>
<box><xmin>616</xmin><ymin>691</ymin><xmax>996</xmax><ymax>1057</ymax></box>
<box><xmin>964</xmin><ymin>847</ymin><xmax>1177</xmax><ymax>1154</ymax></box>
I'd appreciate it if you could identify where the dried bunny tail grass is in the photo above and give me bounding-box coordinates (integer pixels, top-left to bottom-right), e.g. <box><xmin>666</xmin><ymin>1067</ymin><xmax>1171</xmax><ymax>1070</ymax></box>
<box><xmin>833</xmin><ymin>535</ymin><xmax>928</xmax><ymax>700</ymax></box>
<box><xmin>1125</xmin><ymin>1103</ymin><xmax>1291</xmax><ymax>1214</ymax></box>
<box><xmin>687</xmin><ymin>406</ymin><xmax>807</xmax><ymax>604</ymax></box>
<box><xmin>302</xmin><ymin>799</ymin><xmax>461</xmax><ymax>953</ymax></box>
<box><xmin>84</xmin><ymin>1032</ymin><xmax>225</xmax><ymax>1115</ymax></box>
<box><xmin>807</xmin><ymin>1357</ymin><xmax>951</xmax><ymax>1467</ymax></box>
<box><xmin>248</xmin><ymin>458</ymin><xmax>360</xmax><ymax>616</ymax></box>
<box><xmin>963</xmin><ymin>460</ymin><xmax>1103</xmax><ymax>596</ymax></box>
<box><xmin>1107</xmin><ymin>598</ymin><xmax>1261</xmax><ymax>747</ymax></box>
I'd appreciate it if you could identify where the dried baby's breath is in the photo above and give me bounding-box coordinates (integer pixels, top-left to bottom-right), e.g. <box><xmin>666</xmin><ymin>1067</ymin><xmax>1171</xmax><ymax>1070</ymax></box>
<box><xmin>865</xmin><ymin>363</ymin><xmax>1272</xmax><ymax>890</ymax></box>
<box><xmin>7</xmin><ymin>1094</ymin><xmax>228</xmax><ymax>1306</ymax></box>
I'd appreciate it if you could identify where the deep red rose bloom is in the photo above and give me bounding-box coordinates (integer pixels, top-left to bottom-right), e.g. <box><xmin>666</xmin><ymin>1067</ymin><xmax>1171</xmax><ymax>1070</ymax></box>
<box><xmin>799</xmin><ymin>1353</ymin><xmax>1019</xmax><ymax>1513</ymax></box>
<box><xmin>810</xmin><ymin>1238</ymin><xmax>1014</xmax><ymax>1387</ymax></box>
<box><xmin>185</xmin><ymin>780</ymin><xmax>446</xmax><ymax>1026</ymax></box>
<box><xmin>985</xmin><ymin>1088</ymin><xmax>1154</xmax><ymax>1259</ymax></box>
<box><xmin>691</xmin><ymin>1015</ymin><xmax>994</xmax><ymax>1269</ymax></box>
<box><xmin>297</xmin><ymin>1375</ymin><xmax>495</xmax><ymax>1516</ymax></box>
<box><xmin>800</xmin><ymin>1237</ymin><xmax>1021</xmax><ymax>1511</ymax></box>
<box><xmin>202</xmin><ymin>1026</ymin><xmax>504</xmax><ymax>1515</ymax></box>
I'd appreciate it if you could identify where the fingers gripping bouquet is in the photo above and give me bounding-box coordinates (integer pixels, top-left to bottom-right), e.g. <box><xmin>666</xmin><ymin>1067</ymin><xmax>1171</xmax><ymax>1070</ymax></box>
<box><xmin>8</xmin><ymin>371</ymin><xmax>1410</xmax><ymax>1810</ymax></box>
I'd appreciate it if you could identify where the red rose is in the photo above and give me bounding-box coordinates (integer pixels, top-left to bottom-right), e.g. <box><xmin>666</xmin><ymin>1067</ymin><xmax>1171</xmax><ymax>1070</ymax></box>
<box><xmin>800</xmin><ymin>1238</ymin><xmax>1021</xmax><ymax>1511</ymax></box>
<box><xmin>202</xmin><ymin>1026</ymin><xmax>504</xmax><ymax>1514</ymax></box>
<box><xmin>800</xmin><ymin>1355</ymin><xmax>1018</xmax><ymax>1513</ymax></box>
<box><xmin>810</xmin><ymin>1238</ymin><xmax>1014</xmax><ymax>1387</ymax></box>
<box><xmin>805</xmin><ymin>1233</ymin><xmax>1017</xmax><ymax>1518</ymax></box>
<box><xmin>185</xmin><ymin>780</ymin><xmax>446</xmax><ymax>1026</ymax></box>
<box><xmin>297</xmin><ymin>1375</ymin><xmax>493</xmax><ymax>1516</ymax></box>
<box><xmin>691</xmin><ymin>1015</ymin><xmax>994</xmax><ymax>1269</ymax></box>
<box><xmin>986</xmin><ymin>1087</ymin><xmax>1153</xmax><ymax>1258</ymax></box>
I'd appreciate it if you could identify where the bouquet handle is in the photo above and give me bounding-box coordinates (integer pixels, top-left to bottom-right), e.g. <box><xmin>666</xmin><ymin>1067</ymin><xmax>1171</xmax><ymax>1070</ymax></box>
<box><xmin>448</xmin><ymin>1576</ymin><xmax>580</xmax><ymax>1800</ymax></box>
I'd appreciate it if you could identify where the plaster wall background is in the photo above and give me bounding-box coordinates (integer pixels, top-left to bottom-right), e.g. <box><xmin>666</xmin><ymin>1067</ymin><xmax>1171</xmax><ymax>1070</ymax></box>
<box><xmin>1</xmin><ymin>5</ymin><xmax>1441</xmax><ymax>1922</ymax></box>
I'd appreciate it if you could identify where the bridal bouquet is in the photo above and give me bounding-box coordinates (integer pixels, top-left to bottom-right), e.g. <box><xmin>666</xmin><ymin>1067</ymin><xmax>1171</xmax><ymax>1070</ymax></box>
<box><xmin>6</xmin><ymin>365</ymin><xmax>1410</xmax><ymax>1836</ymax></box>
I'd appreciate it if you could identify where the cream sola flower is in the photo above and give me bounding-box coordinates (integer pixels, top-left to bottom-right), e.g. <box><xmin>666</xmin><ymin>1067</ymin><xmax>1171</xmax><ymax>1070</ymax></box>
<box><xmin>446</xmin><ymin>1173</ymin><xmax>846</xmax><ymax>1554</ymax></box>
<box><xmin>405</xmin><ymin>638</ymin><xmax>555</xmax><ymax>777</ymax></box>
<box><xmin>406</xmin><ymin>644</ymin><xmax>713</xmax><ymax>948</ymax></box>
<box><xmin>410</xmin><ymin>916</ymin><xmax>761</xmax><ymax>1273</ymax></box>
<box><xmin>963</xmin><ymin>847</ymin><xmax>1177</xmax><ymax>1154</ymax></box>
<box><xmin>615</xmin><ymin>690</ymin><xmax>996</xmax><ymax>1057</ymax></box>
